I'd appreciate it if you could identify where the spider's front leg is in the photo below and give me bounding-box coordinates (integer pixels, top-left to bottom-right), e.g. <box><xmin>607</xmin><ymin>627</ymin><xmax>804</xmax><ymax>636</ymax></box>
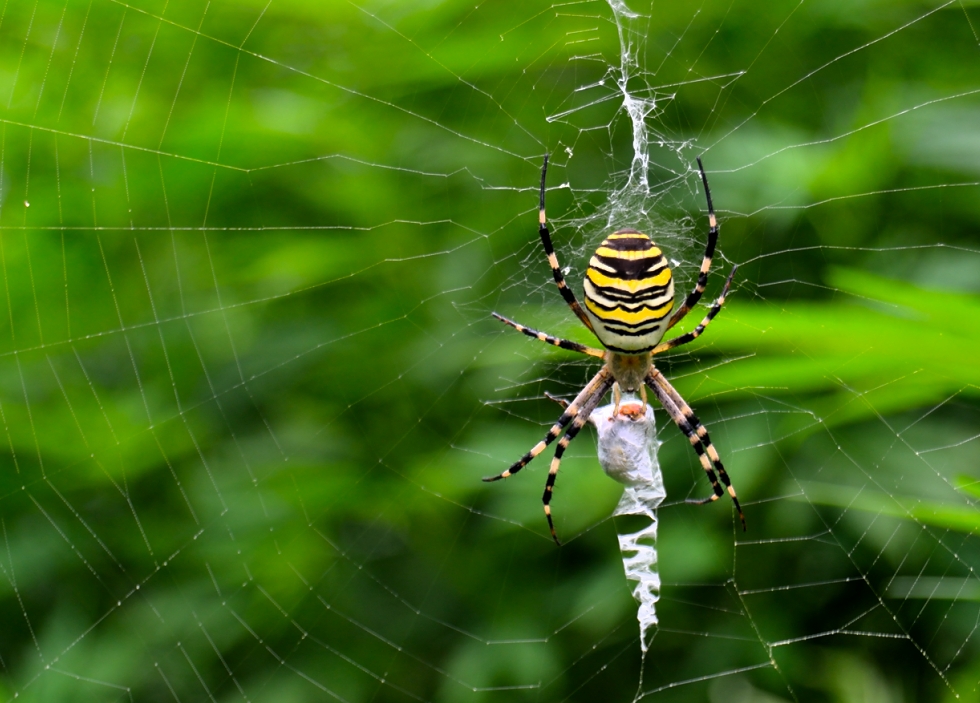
<box><xmin>483</xmin><ymin>368</ymin><xmax>611</xmax><ymax>483</ymax></box>
<box><xmin>541</xmin><ymin>379</ymin><xmax>612</xmax><ymax>545</ymax></box>
<box><xmin>645</xmin><ymin>368</ymin><xmax>745</xmax><ymax>530</ymax></box>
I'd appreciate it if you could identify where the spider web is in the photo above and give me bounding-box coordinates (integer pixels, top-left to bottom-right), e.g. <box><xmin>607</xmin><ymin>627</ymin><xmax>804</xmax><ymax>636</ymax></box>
<box><xmin>0</xmin><ymin>0</ymin><xmax>979</xmax><ymax>701</ymax></box>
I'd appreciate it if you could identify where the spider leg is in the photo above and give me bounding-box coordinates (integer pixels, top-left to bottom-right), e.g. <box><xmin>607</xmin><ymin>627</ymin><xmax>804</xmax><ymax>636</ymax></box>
<box><xmin>492</xmin><ymin>312</ymin><xmax>605</xmax><ymax>358</ymax></box>
<box><xmin>666</xmin><ymin>157</ymin><xmax>720</xmax><ymax>331</ymax></box>
<box><xmin>652</xmin><ymin>264</ymin><xmax>736</xmax><ymax>356</ymax></box>
<box><xmin>543</xmin><ymin>375</ymin><xmax>614</xmax><ymax>545</ymax></box>
<box><xmin>543</xmin><ymin>391</ymin><xmax>569</xmax><ymax>409</ymax></box>
<box><xmin>645</xmin><ymin>367</ymin><xmax>745</xmax><ymax>530</ymax></box>
<box><xmin>483</xmin><ymin>368</ymin><xmax>611</xmax><ymax>482</ymax></box>
<box><xmin>537</xmin><ymin>154</ymin><xmax>597</xmax><ymax>335</ymax></box>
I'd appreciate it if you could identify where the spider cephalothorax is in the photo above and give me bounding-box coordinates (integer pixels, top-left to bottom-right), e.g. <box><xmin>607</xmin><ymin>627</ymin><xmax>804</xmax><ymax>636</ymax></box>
<box><xmin>486</xmin><ymin>155</ymin><xmax>743</xmax><ymax>545</ymax></box>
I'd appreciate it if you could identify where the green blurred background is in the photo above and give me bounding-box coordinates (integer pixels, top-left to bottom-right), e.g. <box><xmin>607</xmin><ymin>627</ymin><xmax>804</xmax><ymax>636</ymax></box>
<box><xmin>0</xmin><ymin>0</ymin><xmax>979</xmax><ymax>700</ymax></box>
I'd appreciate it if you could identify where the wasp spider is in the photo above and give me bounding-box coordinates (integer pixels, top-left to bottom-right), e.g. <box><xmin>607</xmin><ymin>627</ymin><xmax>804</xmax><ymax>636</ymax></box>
<box><xmin>486</xmin><ymin>155</ymin><xmax>743</xmax><ymax>545</ymax></box>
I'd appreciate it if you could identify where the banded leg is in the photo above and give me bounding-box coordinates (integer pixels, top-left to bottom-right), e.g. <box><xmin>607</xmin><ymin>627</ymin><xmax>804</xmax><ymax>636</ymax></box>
<box><xmin>667</xmin><ymin>157</ymin><xmax>720</xmax><ymax>331</ymax></box>
<box><xmin>652</xmin><ymin>264</ymin><xmax>736</xmax><ymax>356</ymax></box>
<box><xmin>542</xmin><ymin>375</ymin><xmax>614</xmax><ymax>545</ymax></box>
<box><xmin>492</xmin><ymin>312</ymin><xmax>605</xmax><ymax>359</ymax></box>
<box><xmin>537</xmin><ymin>154</ymin><xmax>596</xmax><ymax>334</ymax></box>
<box><xmin>645</xmin><ymin>368</ymin><xmax>745</xmax><ymax>530</ymax></box>
<box><xmin>649</xmin><ymin>369</ymin><xmax>744</xmax><ymax>528</ymax></box>
<box><xmin>483</xmin><ymin>368</ymin><xmax>611</xmax><ymax>482</ymax></box>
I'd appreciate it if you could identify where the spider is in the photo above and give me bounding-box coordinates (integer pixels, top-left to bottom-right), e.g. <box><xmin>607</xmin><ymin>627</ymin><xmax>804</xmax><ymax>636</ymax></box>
<box><xmin>485</xmin><ymin>155</ymin><xmax>744</xmax><ymax>545</ymax></box>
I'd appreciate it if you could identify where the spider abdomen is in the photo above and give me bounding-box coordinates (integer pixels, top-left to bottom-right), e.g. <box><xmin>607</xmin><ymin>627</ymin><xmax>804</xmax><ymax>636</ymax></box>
<box><xmin>583</xmin><ymin>229</ymin><xmax>674</xmax><ymax>353</ymax></box>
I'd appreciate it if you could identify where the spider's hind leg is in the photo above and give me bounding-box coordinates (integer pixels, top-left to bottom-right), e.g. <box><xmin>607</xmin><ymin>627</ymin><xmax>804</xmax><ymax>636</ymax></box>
<box><xmin>666</xmin><ymin>157</ymin><xmax>720</xmax><ymax>332</ymax></box>
<box><xmin>537</xmin><ymin>155</ymin><xmax>597</xmax><ymax>335</ymax></box>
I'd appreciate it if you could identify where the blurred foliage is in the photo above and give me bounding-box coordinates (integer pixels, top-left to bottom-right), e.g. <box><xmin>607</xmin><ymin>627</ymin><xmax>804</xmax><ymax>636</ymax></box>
<box><xmin>0</xmin><ymin>0</ymin><xmax>978</xmax><ymax>702</ymax></box>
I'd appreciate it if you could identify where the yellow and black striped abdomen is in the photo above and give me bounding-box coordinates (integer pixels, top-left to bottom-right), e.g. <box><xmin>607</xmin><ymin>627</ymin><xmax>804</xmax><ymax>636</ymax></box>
<box><xmin>582</xmin><ymin>229</ymin><xmax>674</xmax><ymax>353</ymax></box>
